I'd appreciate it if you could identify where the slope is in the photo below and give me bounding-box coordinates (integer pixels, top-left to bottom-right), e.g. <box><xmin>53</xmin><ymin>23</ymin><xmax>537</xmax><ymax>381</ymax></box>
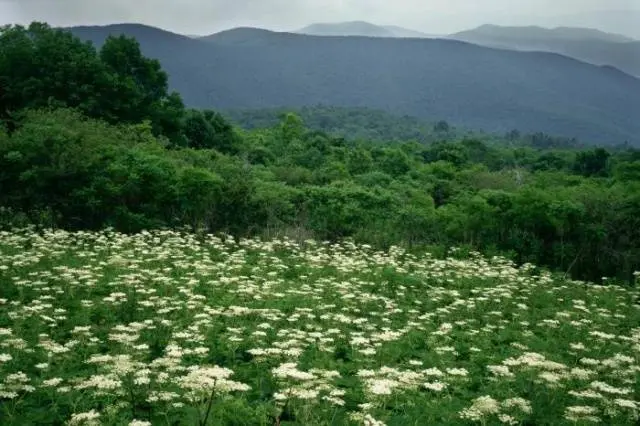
<box><xmin>449</xmin><ymin>24</ymin><xmax>640</xmax><ymax>76</ymax></box>
<box><xmin>68</xmin><ymin>24</ymin><xmax>640</xmax><ymax>145</ymax></box>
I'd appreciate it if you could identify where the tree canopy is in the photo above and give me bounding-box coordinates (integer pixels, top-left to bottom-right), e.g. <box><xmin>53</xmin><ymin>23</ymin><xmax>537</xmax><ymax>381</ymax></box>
<box><xmin>1</xmin><ymin>23</ymin><xmax>640</xmax><ymax>284</ymax></box>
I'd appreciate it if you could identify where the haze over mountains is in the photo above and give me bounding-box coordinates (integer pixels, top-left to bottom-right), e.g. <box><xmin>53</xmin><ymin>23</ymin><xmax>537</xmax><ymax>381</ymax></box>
<box><xmin>541</xmin><ymin>9</ymin><xmax>640</xmax><ymax>40</ymax></box>
<box><xmin>285</xmin><ymin>20</ymin><xmax>640</xmax><ymax>77</ymax></box>
<box><xmin>66</xmin><ymin>22</ymin><xmax>640</xmax><ymax>146</ymax></box>
<box><xmin>206</xmin><ymin>20</ymin><xmax>640</xmax><ymax>77</ymax></box>
<box><xmin>451</xmin><ymin>24</ymin><xmax>634</xmax><ymax>43</ymax></box>
<box><xmin>449</xmin><ymin>24</ymin><xmax>640</xmax><ymax>77</ymax></box>
<box><xmin>295</xmin><ymin>21</ymin><xmax>435</xmax><ymax>38</ymax></box>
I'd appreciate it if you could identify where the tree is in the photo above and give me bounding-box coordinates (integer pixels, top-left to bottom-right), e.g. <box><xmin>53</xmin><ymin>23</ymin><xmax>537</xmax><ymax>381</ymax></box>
<box><xmin>179</xmin><ymin>109</ymin><xmax>239</xmax><ymax>153</ymax></box>
<box><xmin>573</xmin><ymin>148</ymin><xmax>610</xmax><ymax>177</ymax></box>
<box><xmin>178</xmin><ymin>167</ymin><xmax>222</xmax><ymax>230</ymax></box>
<box><xmin>279</xmin><ymin>113</ymin><xmax>305</xmax><ymax>145</ymax></box>
<box><xmin>377</xmin><ymin>148</ymin><xmax>411</xmax><ymax>177</ymax></box>
<box><xmin>505</xmin><ymin>129</ymin><xmax>521</xmax><ymax>141</ymax></box>
<box><xmin>434</xmin><ymin>120</ymin><xmax>450</xmax><ymax>133</ymax></box>
<box><xmin>0</xmin><ymin>23</ymin><xmax>108</xmax><ymax>124</ymax></box>
<box><xmin>99</xmin><ymin>34</ymin><xmax>184</xmax><ymax>134</ymax></box>
<box><xmin>0</xmin><ymin>23</ymin><xmax>185</xmax><ymax>141</ymax></box>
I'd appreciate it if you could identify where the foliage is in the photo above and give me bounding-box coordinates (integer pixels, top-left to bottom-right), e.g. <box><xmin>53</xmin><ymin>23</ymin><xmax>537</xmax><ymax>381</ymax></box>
<box><xmin>2</xmin><ymin>23</ymin><xmax>640</xmax><ymax>284</ymax></box>
<box><xmin>0</xmin><ymin>230</ymin><xmax>638</xmax><ymax>425</ymax></box>
<box><xmin>0</xmin><ymin>23</ymin><xmax>235</xmax><ymax>148</ymax></box>
<box><xmin>224</xmin><ymin>106</ymin><xmax>588</xmax><ymax>149</ymax></box>
<box><xmin>1</xmin><ymin>23</ymin><xmax>640</xmax><ymax>425</ymax></box>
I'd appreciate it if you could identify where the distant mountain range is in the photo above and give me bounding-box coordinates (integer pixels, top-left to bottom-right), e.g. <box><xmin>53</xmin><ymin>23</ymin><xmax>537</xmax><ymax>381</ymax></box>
<box><xmin>450</xmin><ymin>24</ymin><xmax>634</xmax><ymax>43</ymax></box>
<box><xmin>295</xmin><ymin>21</ymin><xmax>436</xmax><ymax>38</ymax></box>
<box><xmin>232</xmin><ymin>21</ymin><xmax>640</xmax><ymax>77</ymax></box>
<box><xmin>448</xmin><ymin>24</ymin><xmax>640</xmax><ymax>77</ymax></box>
<box><xmin>540</xmin><ymin>9</ymin><xmax>640</xmax><ymax>41</ymax></box>
<box><xmin>67</xmin><ymin>23</ymin><xmax>640</xmax><ymax>145</ymax></box>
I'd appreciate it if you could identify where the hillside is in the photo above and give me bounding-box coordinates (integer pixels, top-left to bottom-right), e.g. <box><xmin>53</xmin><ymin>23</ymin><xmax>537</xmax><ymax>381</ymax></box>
<box><xmin>2</xmin><ymin>229</ymin><xmax>639</xmax><ymax>425</ymax></box>
<box><xmin>68</xmin><ymin>23</ymin><xmax>640</xmax><ymax>145</ymax></box>
<box><xmin>449</xmin><ymin>24</ymin><xmax>640</xmax><ymax>76</ymax></box>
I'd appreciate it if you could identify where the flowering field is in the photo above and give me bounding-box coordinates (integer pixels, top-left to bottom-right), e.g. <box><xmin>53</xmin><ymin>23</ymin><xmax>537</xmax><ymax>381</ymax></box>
<box><xmin>0</xmin><ymin>229</ymin><xmax>638</xmax><ymax>425</ymax></box>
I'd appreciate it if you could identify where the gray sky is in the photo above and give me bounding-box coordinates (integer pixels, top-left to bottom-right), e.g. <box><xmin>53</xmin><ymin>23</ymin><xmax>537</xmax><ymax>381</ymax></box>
<box><xmin>1</xmin><ymin>0</ymin><xmax>639</xmax><ymax>37</ymax></box>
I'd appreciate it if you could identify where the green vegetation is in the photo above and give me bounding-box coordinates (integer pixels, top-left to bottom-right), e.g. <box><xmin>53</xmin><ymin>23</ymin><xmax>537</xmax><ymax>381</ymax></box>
<box><xmin>223</xmin><ymin>105</ymin><xmax>585</xmax><ymax>148</ymax></box>
<box><xmin>2</xmin><ymin>23</ymin><xmax>640</xmax><ymax>285</ymax></box>
<box><xmin>1</xmin><ymin>22</ymin><xmax>640</xmax><ymax>425</ymax></box>
<box><xmin>0</xmin><ymin>230</ymin><xmax>638</xmax><ymax>425</ymax></box>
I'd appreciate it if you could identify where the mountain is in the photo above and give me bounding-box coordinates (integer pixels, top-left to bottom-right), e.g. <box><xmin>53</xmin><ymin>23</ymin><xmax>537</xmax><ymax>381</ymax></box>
<box><xmin>543</xmin><ymin>10</ymin><xmax>640</xmax><ymax>40</ymax></box>
<box><xmin>295</xmin><ymin>21</ymin><xmax>437</xmax><ymax>38</ymax></box>
<box><xmin>67</xmin><ymin>23</ymin><xmax>201</xmax><ymax>49</ymax></box>
<box><xmin>198</xmin><ymin>27</ymin><xmax>299</xmax><ymax>46</ymax></box>
<box><xmin>448</xmin><ymin>24</ymin><xmax>640</xmax><ymax>77</ymax></box>
<box><xmin>380</xmin><ymin>25</ymin><xmax>435</xmax><ymax>38</ymax></box>
<box><xmin>68</xmin><ymin>23</ymin><xmax>640</xmax><ymax>145</ymax></box>
<box><xmin>451</xmin><ymin>24</ymin><xmax>634</xmax><ymax>43</ymax></box>
<box><xmin>296</xmin><ymin>21</ymin><xmax>395</xmax><ymax>37</ymax></box>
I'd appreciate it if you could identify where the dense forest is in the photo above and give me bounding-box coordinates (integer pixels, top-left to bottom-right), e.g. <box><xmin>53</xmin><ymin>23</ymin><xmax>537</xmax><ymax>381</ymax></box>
<box><xmin>223</xmin><ymin>105</ymin><xmax>590</xmax><ymax>149</ymax></box>
<box><xmin>1</xmin><ymin>23</ymin><xmax>640</xmax><ymax>284</ymax></box>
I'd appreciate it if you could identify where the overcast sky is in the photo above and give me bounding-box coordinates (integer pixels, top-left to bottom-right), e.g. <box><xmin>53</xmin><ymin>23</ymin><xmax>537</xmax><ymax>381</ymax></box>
<box><xmin>1</xmin><ymin>0</ymin><xmax>639</xmax><ymax>36</ymax></box>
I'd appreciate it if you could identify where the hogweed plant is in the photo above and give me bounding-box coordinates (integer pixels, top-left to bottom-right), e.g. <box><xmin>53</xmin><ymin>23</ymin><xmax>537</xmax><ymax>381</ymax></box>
<box><xmin>0</xmin><ymin>228</ymin><xmax>638</xmax><ymax>425</ymax></box>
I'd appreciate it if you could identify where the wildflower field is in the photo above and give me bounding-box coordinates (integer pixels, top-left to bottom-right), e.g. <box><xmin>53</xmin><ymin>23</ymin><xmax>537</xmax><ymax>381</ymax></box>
<box><xmin>0</xmin><ymin>229</ymin><xmax>638</xmax><ymax>425</ymax></box>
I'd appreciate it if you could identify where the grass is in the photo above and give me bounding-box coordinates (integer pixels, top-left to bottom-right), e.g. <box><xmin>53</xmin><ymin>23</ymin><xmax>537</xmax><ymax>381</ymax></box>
<box><xmin>0</xmin><ymin>228</ymin><xmax>638</xmax><ymax>425</ymax></box>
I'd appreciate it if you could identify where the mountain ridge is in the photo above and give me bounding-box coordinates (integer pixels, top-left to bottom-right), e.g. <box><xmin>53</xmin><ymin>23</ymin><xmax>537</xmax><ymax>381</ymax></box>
<box><xmin>295</xmin><ymin>21</ymin><xmax>436</xmax><ymax>38</ymax></box>
<box><xmin>448</xmin><ymin>24</ymin><xmax>640</xmax><ymax>76</ymax></box>
<box><xmin>66</xmin><ymin>23</ymin><xmax>640</xmax><ymax>145</ymax></box>
<box><xmin>296</xmin><ymin>21</ymin><xmax>396</xmax><ymax>37</ymax></box>
<box><xmin>450</xmin><ymin>24</ymin><xmax>635</xmax><ymax>43</ymax></box>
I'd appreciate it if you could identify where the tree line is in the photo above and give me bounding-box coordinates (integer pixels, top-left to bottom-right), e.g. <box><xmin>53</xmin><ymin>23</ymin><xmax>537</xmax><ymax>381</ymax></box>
<box><xmin>1</xmin><ymin>23</ymin><xmax>640</xmax><ymax>284</ymax></box>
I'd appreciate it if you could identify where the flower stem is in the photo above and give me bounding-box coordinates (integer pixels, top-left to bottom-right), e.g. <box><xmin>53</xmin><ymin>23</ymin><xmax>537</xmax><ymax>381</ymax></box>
<box><xmin>201</xmin><ymin>388</ymin><xmax>216</xmax><ymax>426</ymax></box>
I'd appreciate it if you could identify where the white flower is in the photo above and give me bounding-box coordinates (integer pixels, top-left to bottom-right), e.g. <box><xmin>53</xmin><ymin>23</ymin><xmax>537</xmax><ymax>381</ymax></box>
<box><xmin>68</xmin><ymin>409</ymin><xmax>100</xmax><ymax>425</ymax></box>
<box><xmin>129</xmin><ymin>421</ymin><xmax>152</xmax><ymax>426</ymax></box>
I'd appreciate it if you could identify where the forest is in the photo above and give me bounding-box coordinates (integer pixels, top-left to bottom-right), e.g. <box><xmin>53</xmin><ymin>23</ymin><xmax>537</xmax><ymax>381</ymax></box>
<box><xmin>1</xmin><ymin>22</ymin><xmax>640</xmax><ymax>284</ymax></box>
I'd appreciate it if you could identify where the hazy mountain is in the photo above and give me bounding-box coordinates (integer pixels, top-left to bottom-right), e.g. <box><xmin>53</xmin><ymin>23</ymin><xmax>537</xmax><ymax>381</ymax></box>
<box><xmin>451</xmin><ymin>24</ymin><xmax>634</xmax><ymax>43</ymax></box>
<box><xmin>198</xmin><ymin>27</ymin><xmax>299</xmax><ymax>46</ymax></box>
<box><xmin>68</xmin><ymin>23</ymin><xmax>199</xmax><ymax>49</ymax></box>
<box><xmin>449</xmin><ymin>24</ymin><xmax>640</xmax><ymax>77</ymax></box>
<box><xmin>68</xmin><ymin>23</ymin><xmax>640</xmax><ymax>145</ymax></box>
<box><xmin>543</xmin><ymin>9</ymin><xmax>640</xmax><ymax>40</ymax></box>
<box><xmin>294</xmin><ymin>21</ymin><xmax>437</xmax><ymax>39</ymax></box>
<box><xmin>380</xmin><ymin>25</ymin><xmax>436</xmax><ymax>38</ymax></box>
<box><xmin>296</xmin><ymin>21</ymin><xmax>394</xmax><ymax>37</ymax></box>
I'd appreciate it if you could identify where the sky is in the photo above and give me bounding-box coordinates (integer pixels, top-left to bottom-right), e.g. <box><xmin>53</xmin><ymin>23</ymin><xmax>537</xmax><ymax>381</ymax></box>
<box><xmin>1</xmin><ymin>0</ymin><xmax>639</xmax><ymax>37</ymax></box>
